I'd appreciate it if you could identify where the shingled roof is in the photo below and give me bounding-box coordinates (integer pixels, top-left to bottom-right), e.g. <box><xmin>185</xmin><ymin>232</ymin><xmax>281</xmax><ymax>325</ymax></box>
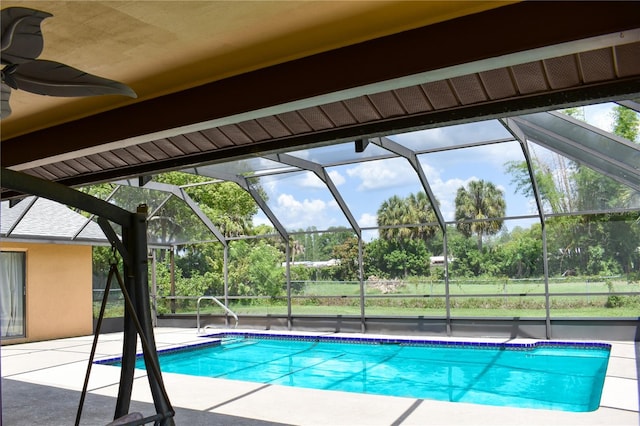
<box><xmin>1</xmin><ymin>197</ymin><xmax>107</xmax><ymax>244</ymax></box>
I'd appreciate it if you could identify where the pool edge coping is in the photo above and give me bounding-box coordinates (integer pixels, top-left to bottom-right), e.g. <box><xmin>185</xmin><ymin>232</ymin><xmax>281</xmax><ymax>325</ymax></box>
<box><xmin>94</xmin><ymin>330</ymin><xmax>611</xmax><ymax>365</ymax></box>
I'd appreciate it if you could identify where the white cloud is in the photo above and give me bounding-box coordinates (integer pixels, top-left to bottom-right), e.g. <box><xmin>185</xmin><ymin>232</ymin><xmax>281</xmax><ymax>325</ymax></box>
<box><xmin>420</xmin><ymin>161</ymin><xmax>440</xmax><ymax>182</ymax></box>
<box><xmin>584</xmin><ymin>103</ymin><xmax>614</xmax><ymax>132</ymax></box>
<box><xmin>277</xmin><ymin>193</ymin><xmax>321</xmax><ymax>210</ymax></box>
<box><xmin>359</xmin><ymin>212</ymin><xmax>377</xmax><ymax>228</ymax></box>
<box><xmin>259</xmin><ymin>175</ymin><xmax>281</xmax><ymax>194</ymax></box>
<box><xmin>346</xmin><ymin>158</ymin><xmax>415</xmax><ymax>191</ymax></box>
<box><xmin>362</xmin><ymin>229</ymin><xmax>378</xmax><ymax>243</ymax></box>
<box><xmin>480</xmin><ymin>142</ymin><xmax>524</xmax><ymax>168</ymax></box>
<box><xmin>273</xmin><ymin>193</ymin><xmax>343</xmax><ymax>230</ymax></box>
<box><xmin>273</xmin><ymin>170</ymin><xmax>345</xmax><ymax>190</ymax></box>
<box><xmin>327</xmin><ymin>170</ymin><xmax>345</xmax><ymax>186</ymax></box>
<box><xmin>429</xmin><ymin>176</ymin><xmax>477</xmax><ymax>221</ymax></box>
<box><xmin>298</xmin><ymin>171</ymin><xmax>326</xmax><ymax>189</ymax></box>
<box><xmin>252</xmin><ymin>213</ymin><xmax>272</xmax><ymax>228</ymax></box>
<box><xmin>422</xmin><ymin>141</ymin><xmax>524</xmax><ymax>172</ymax></box>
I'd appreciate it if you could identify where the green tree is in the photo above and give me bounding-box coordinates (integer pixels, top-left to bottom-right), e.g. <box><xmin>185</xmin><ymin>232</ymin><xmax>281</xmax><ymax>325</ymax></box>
<box><xmin>330</xmin><ymin>236</ymin><xmax>360</xmax><ymax>281</ymax></box>
<box><xmin>247</xmin><ymin>240</ymin><xmax>285</xmax><ymax>298</ymax></box>
<box><xmin>406</xmin><ymin>191</ymin><xmax>439</xmax><ymax>241</ymax></box>
<box><xmin>495</xmin><ymin>225</ymin><xmax>543</xmax><ymax>278</ymax></box>
<box><xmin>454</xmin><ymin>180</ymin><xmax>506</xmax><ymax>251</ymax></box>
<box><xmin>504</xmin><ymin>159</ymin><xmax>571</xmax><ymax>213</ymax></box>
<box><xmin>376</xmin><ymin>192</ymin><xmax>438</xmax><ymax>277</ymax></box>
<box><xmin>567</xmin><ymin>105</ymin><xmax>639</xmax><ymax>211</ymax></box>
<box><xmin>377</xmin><ymin>195</ymin><xmax>412</xmax><ymax>242</ymax></box>
<box><xmin>612</xmin><ymin>104</ymin><xmax>639</xmax><ymax>142</ymax></box>
<box><xmin>506</xmin><ymin>105</ymin><xmax>639</xmax><ymax>277</ymax></box>
<box><xmin>447</xmin><ymin>227</ymin><xmax>482</xmax><ymax>278</ymax></box>
<box><xmin>317</xmin><ymin>227</ymin><xmax>356</xmax><ymax>260</ymax></box>
<box><xmin>80</xmin><ymin>182</ymin><xmax>117</xmax><ymax>201</ymax></box>
<box><xmin>364</xmin><ymin>238</ymin><xmax>430</xmax><ymax>279</ymax></box>
<box><xmin>377</xmin><ymin>192</ymin><xmax>438</xmax><ymax>242</ymax></box>
<box><xmin>156</xmin><ymin>172</ymin><xmax>258</xmax><ymax>237</ymax></box>
<box><xmin>611</xmin><ymin>105</ymin><xmax>640</xmax><ymax>207</ymax></box>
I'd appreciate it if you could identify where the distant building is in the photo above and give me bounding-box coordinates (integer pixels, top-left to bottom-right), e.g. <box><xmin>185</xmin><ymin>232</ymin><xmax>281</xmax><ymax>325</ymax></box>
<box><xmin>430</xmin><ymin>256</ymin><xmax>454</xmax><ymax>267</ymax></box>
<box><xmin>283</xmin><ymin>259</ymin><xmax>340</xmax><ymax>268</ymax></box>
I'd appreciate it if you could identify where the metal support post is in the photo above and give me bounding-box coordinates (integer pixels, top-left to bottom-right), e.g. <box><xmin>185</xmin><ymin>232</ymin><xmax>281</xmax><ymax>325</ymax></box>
<box><xmin>224</xmin><ymin>245</ymin><xmax>229</xmax><ymax>327</ymax></box>
<box><xmin>444</xmin><ymin>231</ymin><xmax>452</xmax><ymax>336</ymax></box>
<box><xmin>114</xmin><ymin>224</ymin><xmax>137</xmax><ymax>419</ymax></box>
<box><xmin>358</xmin><ymin>237</ymin><xmax>366</xmax><ymax>333</ymax></box>
<box><xmin>131</xmin><ymin>205</ymin><xmax>174</xmax><ymax>424</ymax></box>
<box><xmin>285</xmin><ymin>240</ymin><xmax>292</xmax><ymax>330</ymax></box>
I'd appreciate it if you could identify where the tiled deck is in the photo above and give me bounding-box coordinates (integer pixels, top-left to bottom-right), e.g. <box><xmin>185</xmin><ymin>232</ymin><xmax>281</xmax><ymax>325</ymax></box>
<box><xmin>1</xmin><ymin>328</ymin><xmax>638</xmax><ymax>425</ymax></box>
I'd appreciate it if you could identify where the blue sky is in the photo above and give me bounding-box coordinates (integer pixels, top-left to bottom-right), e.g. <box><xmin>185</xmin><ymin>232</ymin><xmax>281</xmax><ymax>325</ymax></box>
<box><xmin>252</xmin><ymin>103</ymin><xmax>620</xmax><ymax>240</ymax></box>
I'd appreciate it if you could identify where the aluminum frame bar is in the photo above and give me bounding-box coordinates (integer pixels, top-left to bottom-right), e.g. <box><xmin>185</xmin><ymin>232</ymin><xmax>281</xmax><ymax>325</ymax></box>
<box><xmin>0</xmin><ymin>167</ymin><xmax>175</xmax><ymax>425</ymax></box>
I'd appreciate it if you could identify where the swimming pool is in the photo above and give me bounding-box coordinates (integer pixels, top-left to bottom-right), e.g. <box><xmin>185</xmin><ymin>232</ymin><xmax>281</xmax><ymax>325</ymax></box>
<box><xmin>102</xmin><ymin>332</ymin><xmax>610</xmax><ymax>412</ymax></box>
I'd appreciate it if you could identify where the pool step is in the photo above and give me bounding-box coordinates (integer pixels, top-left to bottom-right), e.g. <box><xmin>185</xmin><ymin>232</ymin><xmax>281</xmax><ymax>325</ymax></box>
<box><xmin>220</xmin><ymin>337</ymin><xmax>257</xmax><ymax>350</ymax></box>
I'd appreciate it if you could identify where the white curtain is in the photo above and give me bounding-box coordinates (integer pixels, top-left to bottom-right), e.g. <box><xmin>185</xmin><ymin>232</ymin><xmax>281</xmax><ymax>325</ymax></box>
<box><xmin>1</xmin><ymin>252</ymin><xmax>25</xmax><ymax>338</ymax></box>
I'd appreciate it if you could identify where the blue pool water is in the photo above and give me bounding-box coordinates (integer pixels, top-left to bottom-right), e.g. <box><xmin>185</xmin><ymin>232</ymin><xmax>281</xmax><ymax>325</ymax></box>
<box><xmin>106</xmin><ymin>333</ymin><xmax>610</xmax><ymax>412</ymax></box>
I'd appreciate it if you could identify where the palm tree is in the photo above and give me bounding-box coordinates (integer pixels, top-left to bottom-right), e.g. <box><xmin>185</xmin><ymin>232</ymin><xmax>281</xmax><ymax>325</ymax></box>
<box><xmin>377</xmin><ymin>192</ymin><xmax>439</xmax><ymax>277</ymax></box>
<box><xmin>455</xmin><ymin>180</ymin><xmax>506</xmax><ymax>250</ymax></box>
<box><xmin>406</xmin><ymin>191</ymin><xmax>439</xmax><ymax>241</ymax></box>
<box><xmin>377</xmin><ymin>192</ymin><xmax>439</xmax><ymax>242</ymax></box>
<box><xmin>377</xmin><ymin>195</ymin><xmax>412</xmax><ymax>242</ymax></box>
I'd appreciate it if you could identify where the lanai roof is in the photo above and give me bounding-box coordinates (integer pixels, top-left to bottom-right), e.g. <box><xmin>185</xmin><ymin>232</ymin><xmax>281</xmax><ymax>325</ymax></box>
<box><xmin>0</xmin><ymin>2</ymin><xmax>638</xmax><ymax>243</ymax></box>
<box><xmin>2</xmin><ymin>107</ymin><xmax>637</xmax><ymax>246</ymax></box>
<box><xmin>1</xmin><ymin>2</ymin><xmax>639</xmax><ymax>197</ymax></box>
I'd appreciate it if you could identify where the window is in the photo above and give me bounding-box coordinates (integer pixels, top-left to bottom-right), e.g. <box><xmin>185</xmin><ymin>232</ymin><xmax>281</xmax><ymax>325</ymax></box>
<box><xmin>1</xmin><ymin>251</ymin><xmax>26</xmax><ymax>338</ymax></box>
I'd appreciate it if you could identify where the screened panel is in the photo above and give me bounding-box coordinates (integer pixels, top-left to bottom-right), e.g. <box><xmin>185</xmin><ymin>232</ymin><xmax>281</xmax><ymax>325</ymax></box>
<box><xmin>365</xmin><ymin>296</ymin><xmax>446</xmax><ymax>316</ymax></box>
<box><xmin>250</xmin><ymin>170</ymin><xmax>351</xmax><ymax>232</ymax></box>
<box><xmin>545</xmin><ymin>212</ymin><xmax>640</xmax><ymax>278</ymax></box>
<box><xmin>327</xmin><ymin>157</ymin><xmax>425</xmax><ymax>233</ymax></box>
<box><xmin>287</xmin><ymin>141</ymin><xmax>393</xmax><ymax>166</ymax></box>
<box><xmin>225</xmin><ymin>239</ymin><xmax>286</xmax><ymax>299</ymax></box>
<box><xmin>181</xmin><ymin>181</ymin><xmax>261</xmax><ymax>238</ymax></box>
<box><xmin>549</xmin><ymin>294</ymin><xmax>640</xmax><ymax>318</ymax></box>
<box><xmin>418</xmin><ymin>141</ymin><xmax>536</xmax><ymax>221</ymax></box>
<box><xmin>227</xmin><ymin>300</ymin><xmax>288</xmax><ymax>316</ymax></box>
<box><xmin>448</xmin><ymin>295</ymin><xmax>547</xmax><ymax>318</ymax></box>
<box><xmin>521</xmin><ymin>111</ymin><xmax>639</xmax><ymax>166</ymax></box>
<box><xmin>447</xmin><ymin>218</ymin><xmax>542</xmax><ymax>268</ymax></box>
<box><xmin>147</xmin><ymin>196</ymin><xmax>212</xmax><ymax>245</ymax></box>
<box><xmin>526</xmin><ymin>142</ymin><xmax>640</xmax><ymax>214</ymax></box>
<box><xmin>187</xmin><ymin>157</ymin><xmax>298</xmax><ymax>179</ymax></box>
<box><xmin>109</xmin><ymin>185</ymin><xmax>172</xmax><ymax>214</ymax></box>
<box><xmin>77</xmin><ymin>183</ymin><xmax>117</xmax><ymax>200</ymax></box>
<box><xmin>514</xmin><ymin>112</ymin><xmax>640</xmax><ymax>192</ymax></box>
<box><xmin>289</xmin><ymin>228</ymin><xmax>355</xmax><ymax>264</ymax></box>
<box><xmin>290</xmin><ymin>288</ymin><xmax>361</xmax><ymax>315</ymax></box>
<box><xmin>388</xmin><ymin>120</ymin><xmax>513</xmax><ymax>152</ymax></box>
<box><xmin>245</xmin><ymin>205</ymin><xmax>284</xmax><ymax>237</ymax></box>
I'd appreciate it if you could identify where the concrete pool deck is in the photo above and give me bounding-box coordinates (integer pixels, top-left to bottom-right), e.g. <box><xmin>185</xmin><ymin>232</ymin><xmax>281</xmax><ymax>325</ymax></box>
<box><xmin>1</xmin><ymin>327</ymin><xmax>638</xmax><ymax>425</ymax></box>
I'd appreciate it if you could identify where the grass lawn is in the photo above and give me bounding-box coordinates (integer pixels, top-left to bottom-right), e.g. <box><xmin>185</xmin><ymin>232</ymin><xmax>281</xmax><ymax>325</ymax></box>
<box><xmin>100</xmin><ymin>278</ymin><xmax>640</xmax><ymax>319</ymax></box>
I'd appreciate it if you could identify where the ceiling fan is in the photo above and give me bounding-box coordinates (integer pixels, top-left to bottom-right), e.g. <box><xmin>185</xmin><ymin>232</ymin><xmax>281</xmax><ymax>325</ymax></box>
<box><xmin>1</xmin><ymin>6</ymin><xmax>137</xmax><ymax>119</ymax></box>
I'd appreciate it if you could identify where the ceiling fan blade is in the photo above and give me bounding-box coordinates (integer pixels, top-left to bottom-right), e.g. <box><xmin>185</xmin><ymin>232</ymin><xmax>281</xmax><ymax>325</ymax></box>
<box><xmin>0</xmin><ymin>82</ymin><xmax>11</xmax><ymax>118</ymax></box>
<box><xmin>1</xmin><ymin>7</ymin><xmax>52</xmax><ymax>65</ymax></box>
<box><xmin>11</xmin><ymin>60</ymin><xmax>137</xmax><ymax>98</ymax></box>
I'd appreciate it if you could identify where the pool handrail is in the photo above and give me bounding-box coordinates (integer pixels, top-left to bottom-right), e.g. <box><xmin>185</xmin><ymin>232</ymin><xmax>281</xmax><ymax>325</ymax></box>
<box><xmin>196</xmin><ymin>296</ymin><xmax>238</xmax><ymax>333</ymax></box>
